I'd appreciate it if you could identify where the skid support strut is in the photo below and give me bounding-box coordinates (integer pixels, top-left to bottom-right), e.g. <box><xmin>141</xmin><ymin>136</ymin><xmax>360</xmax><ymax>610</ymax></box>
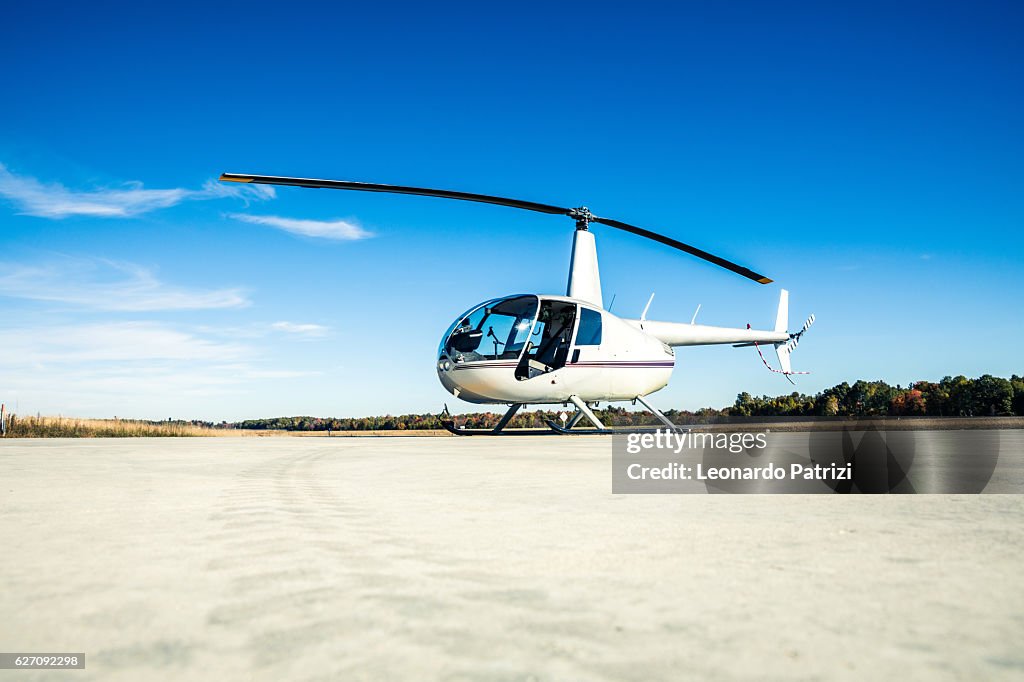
<box><xmin>491</xmin><ymin>403</ymin><xmax>524</xmax><ymax>434</ymax></box>
<box><xmin>635</xmin><ymin>395</ymin><xmax>687</xmax><ymax>432</ymax></box>
<box><xmin>568</xmin><ymin>395</ymin><xmax>607</xmax><ymax>430</ymax></box>
<box><xmin>564</xmin><ymin>408</ymin><xmax>586</xmax><ymax>430</ymax></box>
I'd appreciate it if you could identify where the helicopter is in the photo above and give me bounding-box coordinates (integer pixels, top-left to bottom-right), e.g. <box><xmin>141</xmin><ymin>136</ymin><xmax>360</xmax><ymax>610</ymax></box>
<box><xmin>220</xmin><ymin>173</ymin><xmax>815</xmax><ymax>435</ymax></box>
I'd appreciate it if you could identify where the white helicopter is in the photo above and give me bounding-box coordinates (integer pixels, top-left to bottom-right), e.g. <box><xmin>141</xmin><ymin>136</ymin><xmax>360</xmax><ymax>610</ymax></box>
<box><xmin>220</xmin><ymin>173</ymin><xmax>815</xmax><ymax>435</ymax></box>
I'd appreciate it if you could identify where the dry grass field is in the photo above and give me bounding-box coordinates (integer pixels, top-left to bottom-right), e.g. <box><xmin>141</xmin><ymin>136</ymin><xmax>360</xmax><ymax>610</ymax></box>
<box><xmin>1</xmin><ymin>416</ymin><xmax>263</xmax><ymax>438</ymax></box>
<box><xmin>3</xmin><ymin>414</ymin><xmax>1022</xmax><ymax>439</ymax></box>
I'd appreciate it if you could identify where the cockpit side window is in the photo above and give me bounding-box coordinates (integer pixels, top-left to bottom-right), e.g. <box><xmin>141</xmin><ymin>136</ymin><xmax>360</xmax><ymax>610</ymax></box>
<box><xmin>575</xmin><ymin>308</ymin><xmax>603</xmax><ymax>345</ymax></box>
<box><xmin>515</xmin><ymin>300</ymin><xmax>577</xmax><ymax>380</ymax></box>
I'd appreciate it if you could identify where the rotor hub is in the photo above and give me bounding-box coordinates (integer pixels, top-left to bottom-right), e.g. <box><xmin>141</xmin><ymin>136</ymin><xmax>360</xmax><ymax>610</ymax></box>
<box><xmin>568</xmin><ymin>206</ymin><xmax>595</xmax><ymax>229</ymax></box>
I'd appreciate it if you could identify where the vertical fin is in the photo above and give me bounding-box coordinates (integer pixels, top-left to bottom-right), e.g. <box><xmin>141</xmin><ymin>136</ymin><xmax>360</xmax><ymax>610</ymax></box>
<box><xmin>774</xmin><ymin>289</ymin><xmax>792</xmax><ymax>374</ymax></box>
<box><xmin>774</xmin><ymin>289</ymin><xmax>789</xmax><ymax>333</ymax></box>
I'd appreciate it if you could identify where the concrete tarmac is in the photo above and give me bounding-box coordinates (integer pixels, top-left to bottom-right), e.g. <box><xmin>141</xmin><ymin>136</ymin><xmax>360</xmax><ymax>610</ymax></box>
<box><xmin>1</xmin><ymin>437</ymin><xmax>1023</xmax><ymax>681</ymax></box>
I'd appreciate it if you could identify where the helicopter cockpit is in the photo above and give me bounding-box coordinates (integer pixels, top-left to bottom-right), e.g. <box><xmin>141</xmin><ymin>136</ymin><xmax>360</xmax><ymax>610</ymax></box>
<box><xmin>439</xmin><ymin>295</ymin><xmax>583</xmax><ymax>378</ymax></box>
<box><xmin>441</xmin><ymin>295</ymin><xmax>539</xmax><ymax>362</ymax></box>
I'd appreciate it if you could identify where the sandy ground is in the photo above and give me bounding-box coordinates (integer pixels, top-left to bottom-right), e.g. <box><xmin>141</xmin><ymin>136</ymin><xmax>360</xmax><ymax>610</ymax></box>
<box><xmin>1</xmin><ymin>438</ymin><xmax>1023</xmax><ymax>681</ymax></box>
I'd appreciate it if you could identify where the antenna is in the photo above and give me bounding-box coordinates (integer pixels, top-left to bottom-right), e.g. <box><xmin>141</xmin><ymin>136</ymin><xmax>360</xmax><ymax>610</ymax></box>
<box><xmin>690</xmin><ymin>304</ymin><xmax>701</xmax><ymax>325</ymax></box>
<box><xmin>641</xmin><ymin>293</ymin><xmax>655</xmax><ymax>321</ymax></box>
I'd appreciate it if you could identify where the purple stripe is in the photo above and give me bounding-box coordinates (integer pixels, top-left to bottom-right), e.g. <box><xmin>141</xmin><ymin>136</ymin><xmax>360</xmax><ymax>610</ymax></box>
<box><xmin>452</xmin><ymin>362</ymin><xmax>673</xmax><ymax>370</ymax></box>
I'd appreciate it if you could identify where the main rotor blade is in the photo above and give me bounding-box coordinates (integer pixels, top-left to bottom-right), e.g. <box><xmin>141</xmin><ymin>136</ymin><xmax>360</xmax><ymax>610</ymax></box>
<box><xmin>220</xmin><ymin>173</ymin><xmax>569</xmax><ymax>216</ymax></box>
<box><xmin>221</xmin><ymin>172</ymin><xmax>772</xmax><ymax>284</ymax></box>
<box><xmin>591</xmin><ymin>216</ymin><xmax>773</xmax><ymax>284</ymax></box>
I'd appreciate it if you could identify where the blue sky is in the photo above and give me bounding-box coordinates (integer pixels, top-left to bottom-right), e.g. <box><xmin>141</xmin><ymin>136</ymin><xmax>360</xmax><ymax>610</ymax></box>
<box><xmin>1</xmin><ymin>1</ymin><xmax>1022</xmax><ymax>420</ymax></box>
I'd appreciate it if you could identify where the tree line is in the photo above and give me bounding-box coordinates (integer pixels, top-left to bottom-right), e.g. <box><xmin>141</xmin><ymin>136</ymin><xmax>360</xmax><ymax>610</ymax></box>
<box><xmin>226</xmin><ymin>374</ymin><xmax>1024</xmax><ymax>431</ymax></box>
<box><xmin>732</xmin><ymin>374</ymin><xmax>1024</xmax><ymax>418</ymax></box>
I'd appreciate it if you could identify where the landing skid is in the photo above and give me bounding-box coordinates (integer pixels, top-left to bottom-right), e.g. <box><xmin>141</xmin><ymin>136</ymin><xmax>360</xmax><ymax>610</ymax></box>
<box><xmin>544</xmin><ymin>419</ymin><xmax>611</xmax><ymax>435</ymax></box>
<box><xmin>441</xmin><ymin>421</ymin><xmax>566</xmax><ymax>436</ymax></box>
<box><xmin>441</xmin><ymin>401</ymin><xmax>587</xmax><ymax>436</ymax></box>
<box><xmin>441</xmin><ymin>403</ymin><xmax>538</xmax><ymax>436</ymax></box>
<box><xmin>440</xmin><ymin>395</ymin><xmax>688</xmax><ymax>436</ymax></box>
<box><xmin>544</xmin><ymin>420</ymin><xmax>672</xmax><ymax>435</ymax></box>
<box><xmin>441</xmin><ymin>419</ymin><xmax>660</xmax><ymax>436</ymax></box>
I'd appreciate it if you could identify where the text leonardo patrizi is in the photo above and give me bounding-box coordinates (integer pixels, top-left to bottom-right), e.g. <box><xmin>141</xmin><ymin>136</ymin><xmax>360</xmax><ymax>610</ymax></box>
<box><xmin>623</xmin><ymin>430</ymin><xmax>853</xmax><ymax>481</ymax></box>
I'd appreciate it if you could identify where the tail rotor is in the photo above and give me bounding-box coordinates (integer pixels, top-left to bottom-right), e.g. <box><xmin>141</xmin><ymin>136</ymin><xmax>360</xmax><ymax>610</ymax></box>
<box><xmin>774</xmin><ymin>313</ymin><xmax>815</xmax><ymax>380</ymax></box>
<box><xmin>753</xmin><ymin>291</ymin><xmax>815</xmax><ymax>383</ymax></box>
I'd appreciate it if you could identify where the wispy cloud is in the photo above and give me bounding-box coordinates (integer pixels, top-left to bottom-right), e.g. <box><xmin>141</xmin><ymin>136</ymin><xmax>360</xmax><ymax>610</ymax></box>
<box><xmin>0</xmin><ymin>322</ymin><xmax>250</xmax><ymax>364</ymax></box>
<box><xmin>0</xmin><ymin>259</ymin><xmax>249</xmax><ymax>311</ymax></box>
<box><xmin>228</xmin><ymin>213</ymin><xmax>372</xmax><ymax>240</ymax></box>
<box><xmin>197</xmin><ymin>179</ymin><xmax>275</xmax><ymax>203</ymax></box>
<box><xmin>214</xmin><ymin>363</ymin><xmax>323</xmax><ymax>379</ymax></box>
<box><xmin>0</xmin><ymin>322</ymin><xmax>321</xmax><ymax>417</ymax></box>
<box><xmin>0</xmin><ymin>163</ymin><xmax>275</xmax><ymax>218</ymax></box>
<box><xmin>271</xmin><ymin>321</ymin><xmax>329</xmax><ymax>337</ymax></box>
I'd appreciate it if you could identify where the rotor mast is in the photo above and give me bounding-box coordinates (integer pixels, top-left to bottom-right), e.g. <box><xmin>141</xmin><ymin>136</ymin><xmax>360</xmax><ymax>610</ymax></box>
<box><xmin>566</xmin><ymin>207</ymin><xmax>603</xmax><ymax>308</ymax></box>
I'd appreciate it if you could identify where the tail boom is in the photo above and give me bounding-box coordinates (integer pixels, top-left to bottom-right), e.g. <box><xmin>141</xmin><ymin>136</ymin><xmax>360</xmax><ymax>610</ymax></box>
<box><xmin>628</xmin><ymin>288</ymin><xmax>815</xmax><ymax>382</ymax></box>
<box><xmin>627</xmin><ymin>320</ymin><xmax>788</xmax><ymax>347</ymax></box>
